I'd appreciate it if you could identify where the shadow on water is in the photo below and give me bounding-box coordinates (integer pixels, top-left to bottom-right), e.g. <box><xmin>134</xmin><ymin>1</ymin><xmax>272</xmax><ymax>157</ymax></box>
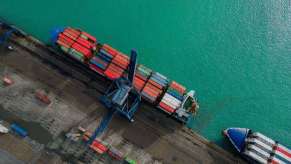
<box><xmin>0</xmin><ymin>105</ymin><xmax>52</xmax><ymax>144</ymax></box>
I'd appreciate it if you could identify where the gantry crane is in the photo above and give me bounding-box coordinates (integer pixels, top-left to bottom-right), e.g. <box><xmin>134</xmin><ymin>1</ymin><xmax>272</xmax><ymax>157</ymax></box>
<box><xmin>88</xmin><ymin>50</ymin><xmax>141</xmax><ymax>144</ymax></box>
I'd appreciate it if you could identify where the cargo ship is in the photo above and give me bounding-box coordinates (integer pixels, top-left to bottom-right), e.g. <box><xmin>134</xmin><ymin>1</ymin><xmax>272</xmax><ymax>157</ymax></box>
<box><xmin>223</xmin><ymin>128</ymin><xmax>291</xmax><ymax>164</ymax></box>
<box><xmin>50</xmin><ymin>27</ymin><xmax>199</xmax><ymax>123</ymax></box>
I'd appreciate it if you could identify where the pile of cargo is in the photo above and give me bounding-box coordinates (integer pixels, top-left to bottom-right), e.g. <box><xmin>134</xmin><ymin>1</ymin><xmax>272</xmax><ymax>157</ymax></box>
<box><xmin>90</xmin><ymin>140</ymin><xmax>109</xmax><ymax>154</ymax></box>
<box><xmin>55</xmin><ymin>27</ymin><xmax>198</xmax><ymax>123</ymax></box>
<box><xmin>141</xmin><ymin>72</ymin><xmax>169</xmax><ymax>103</ymax></box>
<box><xmin>83</xmin><ymin>131</ymin><xmax>109</xmax><ymax>154</ymax></box>
<box><xmin>81</xmin><ymin>129</ymin><xmax>135</xmax><ymax>162</ymax></box>
<box><xmin>158</xmin><ymin>81</ymin><xmax>186</xmax><ymax>114</ymax></box>
<box><xmin>56</xmin><ymin>28</ymin><xmax>96</xmax><ymax>62</ymax></box>
<box><xmin>244</xmin><ymin>132</ymin><xmax>291</xmax><ymax>164</ymax></box>
<box><xmin>104</xmin><ymin>52</ymin><xmax>129</xmax><ymax>80</ymax></box>
<box><xmin>133</xmin><ymin>65</ymin><xmax>152</xmax><ymax>92</ymax></box>
<box><xmin>89</xmin><ymin>44</ymin><xmax>116</xmax><ymax>75</ymax></box>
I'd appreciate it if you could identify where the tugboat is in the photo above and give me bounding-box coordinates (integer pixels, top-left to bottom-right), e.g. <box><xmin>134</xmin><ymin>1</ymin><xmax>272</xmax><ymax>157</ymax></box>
<box><xmin>223</xmin><ymin>128</ymin><xmax>291</xmax><ymax>164</ymax></box>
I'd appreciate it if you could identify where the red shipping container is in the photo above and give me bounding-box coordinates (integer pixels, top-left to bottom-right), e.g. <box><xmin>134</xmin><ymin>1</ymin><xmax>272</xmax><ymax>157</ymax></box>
<box><xmin>142</xmin><ymin>86</ymin><xmax>160</xmax><ymax>98</ymax></box>
<box><xmin>134</xmin><ymin>80</ymin><xmax>145</xmax><ymax>90</ymax></box>
<box><xmin>58</xmin><ymin>33</ymin><xmax>75</xmax><ymax>45</ymax></box>
<box><xmin>148</xmin><ymin>79</ymin><xmax>163</xmax><ymax>90</ymax></box>
<box><xmin>117</xmin><ymin>52</ymin><xmax>129</xmax><ymax>60</ymax></box>
<box><xmin>81</xmin><ymin>31</ymin><xmax>97</xmax><ymax>43</ymax></box>
<box><xmin>71</xmin><ymin>43</ymin><xmax>92</xmax><ymax>58</ymax></box>
<box><xmin>112</xmin><ymin>55</ymin><xmax>129</xmax><ymax>68</ymax></box>
<box><xmin>134</xmin><ymin>84</ymin><xmax>144</xmax><ymax>90</ymax></box>
<box><xmin>57</xmin><ymin>38</ymin><xmax>72</xmax><ymax>47</ymax></box>
<box><xmin>135</xmin><ymin>73</ymin><xmax>147</xmax><ymax>81</ymax></box>
<box><xmin>134</xmin><ymin>76</ymin><xmax>145</xmax><ymax>84</ymax></box>
<box><xmin>107</xmin><ymin>63</ymin><xmax>124</xmax><ymax>73</ymax></box>
<box><xmin>63</xmin><ymin>31</ymin><xmax>79</xmax><ymax>40</ymax></box>
<box><xmin>56</xmin><ymin>39</ymin><xmax>70</xmax><ymax>48</ymax></box>
<box><xmin>143</xmin><ymin>90</ymin><xmax>158</xmax><ymax>99</ymax></box>
<box><xmin>112</xmin><ymin>60</ymin><xmax>128</xmax><ymax>69</ymax></box>
<box><xmin>90</xmin><ymin>140</ymin><xmax>108</xmax><ymax>154</ymax></box>
<box><xmin>76</xmin><ymin>37</ymin><xmax>92</xmax><ymax>49</ymax></box>
<box><xmin>159</xmin><ymin>102</ymin><xmax>175</xmax><ymax>113</ymax></box>
<box><xmin>145</xmin><ymin>83</ymin><xmax>162</xmax><ymax>94</ymax></box>
<box><xmin>57</xmin><ymin>35</ymin><xmax>74</xmax><ymax>47</ymax></box>
<box><xmin>102</xmin><ymin>44</ymin><xmax>118</xmax><ymax>56</ymax></box>
<box><xmin>65</xmin><ymin>28</ymin><xmax>81</xmax><ymax>37</ymax></box>
<box><xmin>104</xmin><ymin>70</ymin><xmax>122</xmax><ymax>80</ymax></box>
<box><xmin>104</xmin><ymin>63</ymin><xmax>124</xmax><ymax>79</ymax></box>
<box><xmin>115</xmin><ymin>54</ymin><xmax>129</xmax><ymax>62</ymax></box>
<box><xmin>170</xmin><ymin>81</ymin><xmax>186</xmax><ymax>94</ymax></box>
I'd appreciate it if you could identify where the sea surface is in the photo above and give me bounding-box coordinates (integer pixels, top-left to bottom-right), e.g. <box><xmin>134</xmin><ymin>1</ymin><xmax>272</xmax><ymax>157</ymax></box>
<box><xmin>1</xmin><ymin>0</ymin><xmax>291</xmax><ymax>149</ymax></box>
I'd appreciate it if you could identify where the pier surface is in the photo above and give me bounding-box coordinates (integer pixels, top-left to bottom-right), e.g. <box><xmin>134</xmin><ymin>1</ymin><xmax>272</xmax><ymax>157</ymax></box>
<box><xmin>0</xmin><ymin>32</ymin><xmax>245</xmax><ymax>163</ymax></box>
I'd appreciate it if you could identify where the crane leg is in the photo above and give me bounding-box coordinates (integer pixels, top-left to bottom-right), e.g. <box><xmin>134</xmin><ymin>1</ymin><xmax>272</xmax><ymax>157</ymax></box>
<box><xmin>87</xmin><ymin>109</ymin><xmax>116</xmax><ymax>145</ymax></box>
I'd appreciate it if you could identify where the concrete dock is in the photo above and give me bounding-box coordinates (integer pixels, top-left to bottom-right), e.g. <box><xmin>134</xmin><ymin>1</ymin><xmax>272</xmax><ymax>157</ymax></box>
<box><xmin>0</xmin><ymin>27</ymin><xmax>246</xmax><ymax>163</ymax></box>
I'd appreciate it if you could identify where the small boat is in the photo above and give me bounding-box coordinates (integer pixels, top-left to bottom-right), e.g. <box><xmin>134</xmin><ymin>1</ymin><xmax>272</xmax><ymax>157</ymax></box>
<box><xmin>223</xmin><ymin>128</ymin><xmax>291</xmax><ymax>164</ymax></box>
<box><xmin>0</xmin><ymin>123</ymin><xmax>9</xmax><ymax>134</ymax></box>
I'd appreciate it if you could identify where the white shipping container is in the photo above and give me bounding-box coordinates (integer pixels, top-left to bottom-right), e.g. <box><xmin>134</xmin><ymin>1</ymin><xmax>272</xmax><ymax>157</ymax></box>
<box><xmin>164</xmin><ymin>93</ymin><xmax>182</xmax><ymax>106</ymax></box>
<box><xmin>246</xmin><ymin>138</ymin><xmax>273</xmax><ymax>152</ymax></box>
<box><xmin>162</xmin><ymin>96</ymin><xmax>180</xmax><ymax>108</ymax></box>
<box><xmin>243</xmin><ymin>150</ymin><xmax>268</xmax><ymax>164</ymax></box>
<box><xmin>252</xmin><ymin>132</ymin><xmax>275</xmax><ymax>145</ymax></box>
<box><xmin>162</xmin><ymin>98</ymin><xmax>178</xmax><ymax>109</ymax></box>
<box><xmin>247</xmin><ymin>144</ymin><xmax>271</xmax><ymax>158</ymax></box>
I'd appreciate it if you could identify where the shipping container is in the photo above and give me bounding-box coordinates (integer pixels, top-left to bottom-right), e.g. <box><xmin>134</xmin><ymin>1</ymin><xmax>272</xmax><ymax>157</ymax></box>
<box><xmin>102</xmin><ymin>44</ymin><xmax>118</xmax><ymax>56</ymax></box>
<box><xmin>10</xmin><ymin>123</ymin><xmax>28</xmax><ymax>137</ymax></box>
<box><xmin>81</xmin><ymin>31</ymin><xmax>97</xmax><ymax>43</ymax></box>
<box><xmin>90</xmin><ymin>140</ymin><xmax>109</xmax><ymax>154</ymax></box>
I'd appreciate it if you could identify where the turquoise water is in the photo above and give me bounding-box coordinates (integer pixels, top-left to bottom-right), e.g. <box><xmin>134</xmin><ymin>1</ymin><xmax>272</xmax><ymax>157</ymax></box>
<box><xmin>1</xmin><ymin>0</ymin><xmax>291</xmax><ymax>148</ymax></box>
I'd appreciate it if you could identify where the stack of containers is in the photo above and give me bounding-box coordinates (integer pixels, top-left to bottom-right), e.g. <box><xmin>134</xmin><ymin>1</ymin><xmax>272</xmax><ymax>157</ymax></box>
<box><xmin>158</xmin><ymin>81</ymin><xmax>186</xmax><ymax>114</ymax></box>
<box><xmin>56</xmin><ymin>27</ymin><xmax>96</xmax><ymax>62</ymax></box>
<box><xmin>89</xmin><ymin>45</ymin><xmax>116</xmax><ymax>75</ymax></box>
<box><xmin>90</xmin><ymin>140</ymin><xmax>109</xmax><ymax>154</ymax></box>
<box><xmin>69</xmin><ymin>42</ymin><xmax>92</xmax><ymax>62</ymax></box>
<box><xmin>133</xmin><ymin>65</ymin><xmax>152</xmax><ymax>92</ymax></box>
<box><xmin>80</xmin><ymin>31</ymin><xmax>97</xmax><ymax>44</ymax></box>
<box><xmin>244</xmin><ymin>132</ymin><xmax>291</xmax><ymax>164</ymax></box>
<box><xmin>56</xmin><ymin>33</ymin><xmax>74</xmax><ymax>53</ymax></box>
<box><xmin>82</xmin><ymin>131</ymin><xmax>109</xmax><ymax>154</ymax></box>
<box><xmin>273</xmin><ymin>144</ymin><xmax>291</xmax><ymax>164</ymax></box>
<box><xmin>141</xmin><ymin>72</ymin><xmax>169</xmax><ymax>103</ymax></box>
<box><xmin>104</xmin><ymin>49</ymin><xmax>129</xmax><ymax>80</ymax></box>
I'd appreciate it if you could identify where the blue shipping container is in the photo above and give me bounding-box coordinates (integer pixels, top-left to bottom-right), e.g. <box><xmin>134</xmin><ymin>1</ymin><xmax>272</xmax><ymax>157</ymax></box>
<box><xmin>167</xmin><ymin>90</ymin><xmax>183</xmax><ymax>101</ymax></box>
<box><xmin>10</xmin><ymin>123</ymin><xmax>28</xmax><ymax>137</ymax></box>
<box><xmin>90</xmin><ymin>60</ymin><xmax>107</xmax><ymax>70</ymax></box>
<box><xmin>100</xmin><ymin>49</ymin><xmax>113</xmax><ymax>60</ymax></box>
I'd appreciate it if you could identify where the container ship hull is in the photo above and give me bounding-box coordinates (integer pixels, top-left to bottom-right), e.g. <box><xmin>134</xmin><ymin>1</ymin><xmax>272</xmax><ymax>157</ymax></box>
<box><xmin>224</xmin><ymin>128</ymin><xmax>291</xmax><ymax>164</ymax></box>
<box><xmin>51</xmin><ymin>27</ymin><xmax>199</xmax><ymax>124</ymax></box>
